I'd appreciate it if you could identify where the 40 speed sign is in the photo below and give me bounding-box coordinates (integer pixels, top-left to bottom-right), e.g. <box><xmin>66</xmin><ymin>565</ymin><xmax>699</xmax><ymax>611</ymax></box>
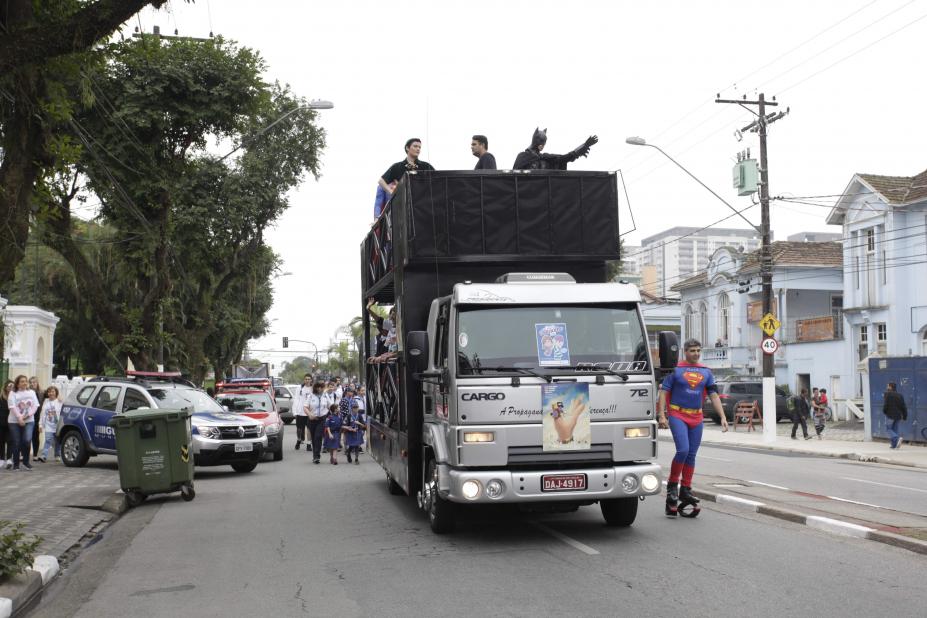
<box><xmin>761</xmin><ymin>337</ymin><xmax>779</xmax><ymax>355</ymax></box>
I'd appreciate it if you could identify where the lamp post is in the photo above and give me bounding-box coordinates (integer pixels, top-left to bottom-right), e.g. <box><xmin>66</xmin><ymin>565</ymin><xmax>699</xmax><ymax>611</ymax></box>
<box><xmin>627</xmin><ymin>136</ymin><xmax>776</xmax><ymax>443</ymax></box>
<box><xmin>219</xmin><ymin>99</ymin><xmax>334</xmax><ymax>162</ymax></box>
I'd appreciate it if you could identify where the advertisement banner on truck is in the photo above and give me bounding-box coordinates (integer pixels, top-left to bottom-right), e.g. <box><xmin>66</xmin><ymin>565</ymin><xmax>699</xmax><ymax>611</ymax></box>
<box><xmin>535</xmin><ymin>323</ymin><xmax>571</xmax><ymax>366</ymax></box>
<box><xmin>542</xmin><ymin>382</ymin><xmax>590</xmax><ymax>451</ymax></box>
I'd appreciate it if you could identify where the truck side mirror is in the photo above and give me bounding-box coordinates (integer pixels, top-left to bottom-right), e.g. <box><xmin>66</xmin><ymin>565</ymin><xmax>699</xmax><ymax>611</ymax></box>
<box><xmin>658</xmin><ymin>331</ymin><xmax>679</xmax><ymax>369</ymax></box>
<box><xmin>406</xmin><ymin>330</ymin><xmax>429</xmax><ymax>374</ymax></box>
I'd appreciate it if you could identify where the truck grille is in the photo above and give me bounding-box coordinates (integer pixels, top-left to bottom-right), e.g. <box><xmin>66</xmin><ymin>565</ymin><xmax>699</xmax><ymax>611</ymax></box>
<box><xmin>218</xmin><ymin>426</ymin><xmax>260</xmax><ymax>439</ymax></box>
<box><xmin>507</xmin><ymin>444</ymin><xmax>613</xmax><ymax>468</ymax></box>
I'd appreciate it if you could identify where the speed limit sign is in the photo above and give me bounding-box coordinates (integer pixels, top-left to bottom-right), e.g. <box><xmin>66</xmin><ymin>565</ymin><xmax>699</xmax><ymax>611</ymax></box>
<box><xmin>761</xmin><ymin>337</ymin><xmax>779</xmax><ymax>355</ymax></box>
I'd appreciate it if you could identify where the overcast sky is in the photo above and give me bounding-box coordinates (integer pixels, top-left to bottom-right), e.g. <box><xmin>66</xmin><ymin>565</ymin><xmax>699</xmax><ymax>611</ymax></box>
<box><xmin>136</xmin><ymin>0</ymin><xmax>927</xmax><ymax>369</ymax></box>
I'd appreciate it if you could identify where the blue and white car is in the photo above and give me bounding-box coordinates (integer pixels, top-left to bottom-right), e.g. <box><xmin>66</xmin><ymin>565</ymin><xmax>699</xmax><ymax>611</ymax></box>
<box><xmin>58</xmin><ymin>373</ymin><xmax>267</xmax><ymax>473</ymax></box>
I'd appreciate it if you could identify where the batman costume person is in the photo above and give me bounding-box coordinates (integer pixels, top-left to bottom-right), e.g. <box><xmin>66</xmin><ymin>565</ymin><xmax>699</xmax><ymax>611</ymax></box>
<box><xmin>512</xmin><ymin>128</ymin><xmax>598</xmax><ymax>170</ymax></box>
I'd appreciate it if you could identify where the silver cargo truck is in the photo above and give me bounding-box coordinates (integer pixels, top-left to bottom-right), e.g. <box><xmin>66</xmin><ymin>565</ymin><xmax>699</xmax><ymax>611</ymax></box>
<box><xmin>361</xmin><ymin>170</ymin><xmax>677</xmax><ymax>533</ymax></box>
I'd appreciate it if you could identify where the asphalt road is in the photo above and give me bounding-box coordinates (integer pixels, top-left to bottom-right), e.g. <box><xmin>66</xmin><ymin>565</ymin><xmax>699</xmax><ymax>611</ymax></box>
<box><xmin>30</xmin><ymin>433</ymin><xmax>927</xmax><ymax>618</ymax></box>
<box><xmin>657</xmin><ymin>440</ymin><xmax>927</xmax><ymax>516</ymax></box>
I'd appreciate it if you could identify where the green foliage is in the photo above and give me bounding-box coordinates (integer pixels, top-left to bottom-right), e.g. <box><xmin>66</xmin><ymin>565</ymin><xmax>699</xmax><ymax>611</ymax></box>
<box><xmin>281</xmin><ymin>356</ymin><xmax>315</xmax><ymax>384</ymax></box>
<box><xmin>0</xmin><ymin>520</ymin><xmax>42</xmax><ymax>581</ymax></box>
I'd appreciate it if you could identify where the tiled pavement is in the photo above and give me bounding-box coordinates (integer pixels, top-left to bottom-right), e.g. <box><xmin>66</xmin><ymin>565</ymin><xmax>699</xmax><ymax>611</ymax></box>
<box><xmin>0</xmin><ymin>456</ymin><xmax>121</xmax><ymax>559</ymax></box>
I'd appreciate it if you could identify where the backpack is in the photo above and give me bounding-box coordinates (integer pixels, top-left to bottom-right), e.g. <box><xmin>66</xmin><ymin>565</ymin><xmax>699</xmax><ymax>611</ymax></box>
<box><xmin>786</xmin><ymin>396</ymin><xmax>796</xmax><ymax>412</ymax></box>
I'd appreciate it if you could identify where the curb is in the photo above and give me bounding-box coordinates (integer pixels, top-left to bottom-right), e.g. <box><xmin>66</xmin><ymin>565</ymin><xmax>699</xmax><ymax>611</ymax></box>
<box><xmin>693</xmin><ymin>487</ymin><xmax>927</xmax><ymax>556</ymax></box>
<box><xmin>0</xmin><ymin>556</ymin><xmax>58</xmax><ymax>618</ymax></box>
<box><xmin>0</xmin><ymin>490</ymin><xmax>126</xmax><ymax>617</ymax></box>
<box><xmin>674</xmin><ymin>435</ymin><xmax>927</xmax><ymax>470</ymax></box>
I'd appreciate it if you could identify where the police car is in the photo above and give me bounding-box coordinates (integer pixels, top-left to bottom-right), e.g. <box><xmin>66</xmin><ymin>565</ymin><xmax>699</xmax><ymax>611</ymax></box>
<box><xmin>58</xmin><ymin>371</ymin><xmax>267</xmax><ymax>473</ymax></box>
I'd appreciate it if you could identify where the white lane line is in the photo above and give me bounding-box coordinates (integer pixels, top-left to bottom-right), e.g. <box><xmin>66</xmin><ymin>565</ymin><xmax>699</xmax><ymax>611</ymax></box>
<box><xmin>716</xmin><ymin>494</ymin><xmax>764</xmax><ymax>511</ymax></box>
<box><xmin>826</xmin><ymin>495</ymin><xmax>887</xmax><ymax>510</ymax></box>
<box><xmin>698</xmin><ymin>455</ymin><xmax>733</xmax><ymax>462</ymax></box>
<box><xmin>531</xmin><ymin>522</ymin><xmax>600</xmax><ymax>555</ymax></box>
<box><xmin>842</xmin><ymin>477</ymin><xmax>927</xmax><ymax>494</ymax></box>
<box><xmin>748</xmin><ymin>480</ymin><xmax>790</xmax><ymax>491</ymax></box>
<box><xmin>806</xmin><ymin>516</ymin><xmax>872</xmax><ymax>538</ymax></box>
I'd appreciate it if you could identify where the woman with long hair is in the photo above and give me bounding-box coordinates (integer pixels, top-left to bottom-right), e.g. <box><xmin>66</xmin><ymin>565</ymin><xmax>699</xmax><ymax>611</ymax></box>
<box><xmin>29</xmin><ymin>376</ymin><xmax>44</xmax><ymax>458</ymax></box>
<box><xmin>0</xmin><ymin>380</ymin><xmax>13</xmax><ymax>469</ymax></box>
<box><xmin>7</xmin><ymin>375</ymin><xmax>39</xmax><ymax>471</ymax></box>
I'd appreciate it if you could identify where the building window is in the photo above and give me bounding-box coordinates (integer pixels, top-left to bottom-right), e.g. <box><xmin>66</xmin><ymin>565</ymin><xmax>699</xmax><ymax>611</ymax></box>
<box><xmin>882</xmin><ymin>249</ymin><xmax>887</xmax><ymax>284</ymax></box>
<box><xmin>854</xmin><ymin>256</ymin><xmax>860</xmax><ymax>289</ymax></box>
<box><xmin>684</xmin><ymin>305</ymin><xmax>694</xmax><ymax>341</ymax></box>
<box><xmin>922</xmin><ymin>330</ymin><xmax>927</xmax><ymax>356</ymax></box>
<box><xmin>858</xmin><ymin>325</ymin><xmax>868</xmax><ymax>361</ymax></box>
<box><xmin>831</xmin><ymin>294</ymin><xmax>843</xmax><ymax>339</ymax></box>
<box><xmin>698</xmin><ymin>302</ymin><xmax>708</xmax><ymax>344</ymax></box>
<box><xmin>718</xmin><ymin>294</ymin><xmax>730</xmax><ymax>345</ymax></box>
<box><xmin>866</xmin><ymin>228</ymin><xmax>875</xmax><ymax>252</ymax></box>
<box><xmin>876</xmin><ymin>323</ymin><xmax>887</xmax><ymax>342</ymax></box>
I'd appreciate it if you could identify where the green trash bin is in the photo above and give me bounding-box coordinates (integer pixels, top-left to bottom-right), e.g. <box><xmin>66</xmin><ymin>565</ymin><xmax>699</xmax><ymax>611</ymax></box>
<box><xmin>109</xmin><ymin>408</ymin><xmax>195</xmax><ymax>506</ymax></box>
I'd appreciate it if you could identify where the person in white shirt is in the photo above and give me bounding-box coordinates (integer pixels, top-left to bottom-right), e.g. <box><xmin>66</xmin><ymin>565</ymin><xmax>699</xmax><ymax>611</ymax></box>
<box><xmin>7</xmin><ymin>375</ymin><xmax>39</xmax><ymax>471</ymax></box>
<box><xmin>38</xmin><ymin>386</ymin><xmax>62</xmax><ymax>462</ymax></box>
<box><xmin>306</xmin><ymin>382</ymin><xmax>334</xmax><ymax>464</ymax></box>
<box><xmin>294</xmin><ymin>374</ymin><xmax>313</xmax><ymax>451</ymax></box>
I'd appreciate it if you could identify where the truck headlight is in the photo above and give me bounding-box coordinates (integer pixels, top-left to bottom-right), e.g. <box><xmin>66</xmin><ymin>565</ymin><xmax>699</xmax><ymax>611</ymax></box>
<box><xmin>641</xmin><ymin>473</ymin><xmax>660</xmax><ymax>493</ymax></box>
<box><xmin>461</xmin><ymin>480</ymin><xmax>482</xmax><ymax>500</ymax></box>
<box><xmin>485</xmin><ymin>479</ymin><xmax>505</xmax><ymax>499</ymax></box>
<box><xmin>625</xmin><ymin>427</ymin><xmax>651</xmax><ymax>438</ymax></box>
<box><xmin>196</xmin><ymin>426</ymin><xmax>220</xmax><ymax>439</ymax></box>
<box><xmin>463</xmin><ymin>432</ymin><xmax>494</xmax><ymax>443</ymax></box>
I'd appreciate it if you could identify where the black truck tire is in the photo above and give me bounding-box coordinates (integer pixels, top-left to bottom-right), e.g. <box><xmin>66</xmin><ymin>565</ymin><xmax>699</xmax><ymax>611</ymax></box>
<box><xmin>386</xmin><ymin>473</ymin><xmax>404</xmax><ymax>496</ymax></box>
<box><xmin>600</xmin><ymin>497</ymin><xmax>638</xmax><ymax>527</ymax></box>
<box><xmin>425</xmin><ymin>459</ymin><xmax>456</xmax><ymax>534</ymax></box>
<box><xmin>232</xmin><ymin>461</ymin><xmax>258</xmax><ymax>473</ymax></box>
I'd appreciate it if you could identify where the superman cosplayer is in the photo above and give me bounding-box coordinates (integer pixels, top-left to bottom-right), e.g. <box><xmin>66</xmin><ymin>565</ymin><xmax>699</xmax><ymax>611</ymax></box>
<box><xmin>657</xmin><ymin>339</ymin><xmax>728</xmax><ymax>517</ymax></box>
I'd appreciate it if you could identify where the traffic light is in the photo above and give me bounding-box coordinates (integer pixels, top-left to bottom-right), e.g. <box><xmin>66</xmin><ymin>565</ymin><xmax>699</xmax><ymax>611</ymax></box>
<box><xmin>282</xmin><ymin>336</ymin><xmax>289</xmax><ymax>348</ymax></box>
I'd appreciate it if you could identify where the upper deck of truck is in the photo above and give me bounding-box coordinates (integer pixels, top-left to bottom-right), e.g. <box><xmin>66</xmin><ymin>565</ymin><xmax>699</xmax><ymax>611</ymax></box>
<box><xmin>361</xmin><ymin>170</ymin><xmax>621</xmax><ymax>299</ymax></box>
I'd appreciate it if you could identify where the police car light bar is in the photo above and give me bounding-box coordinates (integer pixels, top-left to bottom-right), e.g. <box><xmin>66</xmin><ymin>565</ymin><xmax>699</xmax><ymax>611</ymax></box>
<box><xmin>127</xmin><ymin>370</ymin><xmax>183</xmax><ymax>378</ymax></box>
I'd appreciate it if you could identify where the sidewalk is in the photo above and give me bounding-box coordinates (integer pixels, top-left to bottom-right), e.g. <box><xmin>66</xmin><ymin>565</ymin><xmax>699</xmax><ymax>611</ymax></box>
<box><xmin>0</xmin><ymin>456</ymin><xmax>123</xmax><ymax>617</ymax></box>
<box><xmin>695</xmin><ymin>420</ymin><xmax>927</xmax><ymax>469</ymax></box>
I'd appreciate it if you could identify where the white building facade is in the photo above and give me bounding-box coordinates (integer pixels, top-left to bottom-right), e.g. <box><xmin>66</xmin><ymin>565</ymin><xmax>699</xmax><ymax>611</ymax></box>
<box><xmin>637</xmin><ymin>226</ymin><xmax>763</xmax><ymax>299</ymax></box>
<box><xmin>1</xmin><ymin>297</ymin><xmax>60</xmax><ymax>385</ymax></box>
<box><xmin>673</xmin><ymin>242</ymin><xmax>849</xmax><ymax>399</ymax></box>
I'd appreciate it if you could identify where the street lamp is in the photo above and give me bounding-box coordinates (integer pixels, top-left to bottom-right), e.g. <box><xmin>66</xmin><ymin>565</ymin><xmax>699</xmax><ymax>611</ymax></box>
<box><xmin>219</xmin><ymin>100</ymin><xmax>334</xmax><ymax>162</ymax></box>
<box><xmin>625</xmin><ymin>137</ymin><xmax>759</xmax><ymax>233</ymax></box>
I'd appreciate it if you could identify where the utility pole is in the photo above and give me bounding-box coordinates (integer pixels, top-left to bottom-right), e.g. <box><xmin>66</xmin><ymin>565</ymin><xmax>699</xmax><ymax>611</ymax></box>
<box><xmin>716</xmin><ymin>93</ymin><xmax>789</xmax><ymax>442</ymax></box>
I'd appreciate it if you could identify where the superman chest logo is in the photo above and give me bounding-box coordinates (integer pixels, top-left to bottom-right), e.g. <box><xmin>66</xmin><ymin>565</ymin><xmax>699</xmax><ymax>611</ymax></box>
<box><xmin>682</xmin><ymin>371</ymin><xmax>705</xmax><ymax>389</ymax></box>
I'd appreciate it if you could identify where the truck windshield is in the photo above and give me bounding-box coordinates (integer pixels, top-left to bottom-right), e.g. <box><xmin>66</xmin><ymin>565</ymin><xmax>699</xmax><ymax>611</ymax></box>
<box><xmin>456</xmin><ymin>305</ymin><xmax>648</xmax><ymax>375</ymax></box>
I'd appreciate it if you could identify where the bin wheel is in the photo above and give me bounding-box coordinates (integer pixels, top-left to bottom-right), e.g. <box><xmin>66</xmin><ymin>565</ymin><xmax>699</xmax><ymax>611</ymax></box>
<box><xmin>181</xmin><ymin>485</ymin><xmax>195</xmax><ymax>502</ymax></box>
<box><xmin>126</xmin><ymin>491</ymin><xmax>146</xmax><ymax>507</ymax></box>
<box><xmin>232</xmin><ymin>461</ymin><xmax>258</xmax><ymax>473</ymax></box>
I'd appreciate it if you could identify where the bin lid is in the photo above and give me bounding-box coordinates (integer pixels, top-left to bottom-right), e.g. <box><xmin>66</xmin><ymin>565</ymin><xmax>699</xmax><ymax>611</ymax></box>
<box><xmin>108</xmin><ymin>407</ymin><xmax>193</xmax><ymax>426</ymax></box>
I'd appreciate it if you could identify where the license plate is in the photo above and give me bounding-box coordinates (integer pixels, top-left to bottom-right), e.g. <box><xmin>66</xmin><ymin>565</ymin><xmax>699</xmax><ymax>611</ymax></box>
<box><xmin>541</xmin><ymin>473</ymin><xmax>587</xmax><ymax>492</ymax></box>
<box><xmin>234</xmin><ymin>443</ymin><xmax>253</xmax><ymax>453</ymax></box>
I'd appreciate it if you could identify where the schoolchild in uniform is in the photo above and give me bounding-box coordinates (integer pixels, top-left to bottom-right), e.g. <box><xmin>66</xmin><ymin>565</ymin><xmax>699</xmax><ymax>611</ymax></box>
<box><xmin>323</xmin><ymin>403</ymin><xmax>343</xmax><ymax>465</ymax></box>
<box><xmin>344</xmin><ymin>401</ymin><xmax>367</xmax><ymax>465</ymax></box>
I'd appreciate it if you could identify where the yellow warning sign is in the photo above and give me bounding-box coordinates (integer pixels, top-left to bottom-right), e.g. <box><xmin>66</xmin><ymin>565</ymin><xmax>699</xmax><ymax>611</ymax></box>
<box><xmin>760</xmin><ymin>313</ymin><xmax>781</xmax><ymax>337</ymax></box>
<box><xmin>181</xmin><ymin>444</ymin><xmax>190</xmax><ymax>463</ymax></box>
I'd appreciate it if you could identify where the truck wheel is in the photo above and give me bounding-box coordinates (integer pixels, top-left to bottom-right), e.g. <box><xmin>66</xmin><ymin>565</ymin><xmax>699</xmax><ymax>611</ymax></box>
<box><xmin>600</xmin><ymin>497</ymin><xmax>638</xmax><ymax>527</ymax></box>
<box><xmin>232</xmin><ymin>461</ymin><xmax>258</xmax><ymax>473</ymax></box>
<box><xmin>386</xmin><ymin>473</ymin><xmax>404</xmax><ymax>496</ymax></box>
<box><xmin>273</xmin><ymin>447</ymin><xmax>284</xmax><ymax>462</ymax></box>
<box><xmin>425</xmin><ymin>459</ymin><xmax>456</xmax><ymax>534</ymax></box>
<box><xmin>61</xmin><ymin>430</ymin><xmax>90</xmax><ymax>468</ymax></box>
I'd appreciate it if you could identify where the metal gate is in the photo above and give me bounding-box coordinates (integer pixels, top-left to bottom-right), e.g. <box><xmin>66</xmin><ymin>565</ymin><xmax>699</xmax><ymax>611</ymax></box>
<box><xmin>868</xmin><ymin>357</ymin><xmax>927</xmax><ymax>444</ymax></box>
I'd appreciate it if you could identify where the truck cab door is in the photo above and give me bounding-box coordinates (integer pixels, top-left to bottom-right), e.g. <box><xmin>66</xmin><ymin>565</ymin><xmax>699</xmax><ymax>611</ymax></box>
<box><xmin>425</xmin><ymin>301</ymin><xmax>451</xmax><ymax>419</ymax></box>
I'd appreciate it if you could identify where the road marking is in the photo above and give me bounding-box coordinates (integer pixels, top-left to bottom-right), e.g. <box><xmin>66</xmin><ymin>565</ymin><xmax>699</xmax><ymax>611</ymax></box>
<box><xmin>748</xmin><ymin>480</ymin><xmax>790</xmax><ymax>491</ymax></box>
<box><xmin>531</xmin><ymin>522</ymin><xmax>600</xmax><ymax>555</ymax></box>
<box><xmin>716</xmin><ymin>494</ymin><xmax>764</xmax><ymax>511</ymax></box>
<box><xmin>806</xmin><ymin>516</ymin><xmax>872</xmax><ymax>538</ymax></box>
<box><xmin>826</xmin><ymin>495</ymin><xmax>887</xmax><ymax>510</ymax></box>
<box><xmin>698</xmin><ymin>455</ymin><xmax>733</xmax><ymax>462</ymax></box>
<box><xmin>842</xmin><ymin>477</ymin><xmax>927</xmax><ymax>494</ymax></box>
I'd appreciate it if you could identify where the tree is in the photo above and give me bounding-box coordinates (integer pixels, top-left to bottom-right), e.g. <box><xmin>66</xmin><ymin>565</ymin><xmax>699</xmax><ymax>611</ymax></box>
<box><xmin>280</xmin><ymin>356</ymin><xmax>314</xmax><ymax>385</ymax></box>
<box><xmin>0</xmin><ymin>0</ymin><xmax>177</xmax><ymax>289</ymax></box>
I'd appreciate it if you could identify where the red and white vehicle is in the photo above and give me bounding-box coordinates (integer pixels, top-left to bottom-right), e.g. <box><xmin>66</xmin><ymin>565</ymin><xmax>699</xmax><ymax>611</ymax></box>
<box><xmin>214</xmin><ymin>383</ymin><xmax>285</xmax><ymax>461</ymax></box>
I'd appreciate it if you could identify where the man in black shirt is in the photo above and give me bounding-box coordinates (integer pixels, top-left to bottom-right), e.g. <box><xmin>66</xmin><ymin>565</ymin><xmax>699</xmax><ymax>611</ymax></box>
<box><xmin>471</xmin><ymin>134</ymin><xmax>496</xmax><ymax>170</ymax></box>
<box><xmin>378</xmin><ymin>138</ymin><xmax>435</xmax><ymax>195</ymax></box>
<box><xmin>883</xmin><ymin>381</ymin><xmax>908</xmax><ymax>449</ymax></box>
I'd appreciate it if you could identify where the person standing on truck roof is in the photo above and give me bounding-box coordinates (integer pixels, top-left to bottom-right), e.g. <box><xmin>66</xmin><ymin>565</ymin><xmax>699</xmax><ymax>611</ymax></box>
<box><xmin>512</xmin><ymin>127</ymin><xmax>598</xmax><ymax>170</ymax></box>
<box><xmin>378</xmin><ymin>138</ymin><xmax>435</xmax><ymax>195</ymax></box>
<box><xmin>656</xmin><ymin>339</ymin><xmax>728</xmax><ymax>517</ymax></box>
<box><xmin>471</xmin><ymin>134</ymin><xmax>496</xmax><ymax>170</ymax></box>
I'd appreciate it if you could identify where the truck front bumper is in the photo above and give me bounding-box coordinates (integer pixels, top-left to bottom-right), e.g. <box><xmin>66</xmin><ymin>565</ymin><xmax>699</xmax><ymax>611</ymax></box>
<box><xmin>440</xmin><ymin>462</ymin><xmax>662</xmax><ymax>504</ymax></box>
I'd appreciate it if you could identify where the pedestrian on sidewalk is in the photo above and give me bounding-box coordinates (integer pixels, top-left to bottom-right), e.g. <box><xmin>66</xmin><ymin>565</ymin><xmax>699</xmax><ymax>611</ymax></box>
<box><xmin>812</xmin><ymin>388</ymin><xmax>828</xmax><ymax>439</ymax></box>
<box><xmin>789</xmin><ymin>388</ymin><xmax>812</xmax><ymax>440</ymax></box>
<box><xmin>307</xmin><ymin>381</ymin><xmax>333</xmax><ymax>464</ymax></box>
<box><xmin>29</xmin><ymin>376</ymin><xmax>44</xmax><ymax>458</ymax></box>
<box><xmin>323</xmin><ymin>404</ymin><xmax>342</xmax><ymax>465</ymax></box>
<box><xmin>1</xmin><ymin>380</ymin><xmax>13</xmax><ymax>469</ymax></box>
<box><xmin>657</xmin><ymin>339</ymin><xmax>728</xmax><ymax>517</ymax></box>
<box><xmin>7</xmin><ymin>375</ymin><xmax>39</xmax><ymax>471</ymax></box>
<box><xmin>344</xmin><ymin>401</ymin><xmax>366</xmax><ymax>465</ymax></box>
<box><xmin>882</xmin><ymin>382</ymin><xmax>908</xmax><ymax>449</ymax></box>
<box><xmin>37</xmin><ymin>386</ymin><xmax>62</xmax><ymax>462</ymax></box>
<box><xmin>294</xmin><ymin>374</ymin><xmax>312</xmax><ymax>451</ymax></box>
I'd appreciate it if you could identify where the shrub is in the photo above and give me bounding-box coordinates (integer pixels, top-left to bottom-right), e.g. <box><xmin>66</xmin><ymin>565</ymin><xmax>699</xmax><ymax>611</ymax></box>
<box><xmin>0</xmin><ymin>520</ymin><xmax>42</xmax><ymax>581</ymax></box>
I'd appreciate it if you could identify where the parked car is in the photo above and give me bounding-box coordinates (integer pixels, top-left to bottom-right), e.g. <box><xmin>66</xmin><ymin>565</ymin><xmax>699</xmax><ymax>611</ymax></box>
<box><xmin>274</xmin><ymin>385</ymin><xmax>295</xmax><ymax>424</ymax></box>
<box><xmin>702</xmin><ymin>378</ymin><xmax>790</xmax><ymax>424</ymax></box>
<box><xmin>214</xmin><ymin>388</ymin><xmax>285</xmax><ymax>461</ymax></box>
<box><xmin>58</xmin><ymin>372</ymin><xmax>266</xmax><ymax>473</ymax></box>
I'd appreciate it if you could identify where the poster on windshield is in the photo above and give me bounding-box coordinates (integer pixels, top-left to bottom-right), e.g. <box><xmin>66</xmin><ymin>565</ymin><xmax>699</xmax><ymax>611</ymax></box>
<box><xmin>542</xmin><ymin>382</ymin><xmax>590</xmax><ymax>451</ymax></box>
<box><xmin>535</xmin><ymin>323</ymin><xmax>571</xmax><ymax>367</ymax></box>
